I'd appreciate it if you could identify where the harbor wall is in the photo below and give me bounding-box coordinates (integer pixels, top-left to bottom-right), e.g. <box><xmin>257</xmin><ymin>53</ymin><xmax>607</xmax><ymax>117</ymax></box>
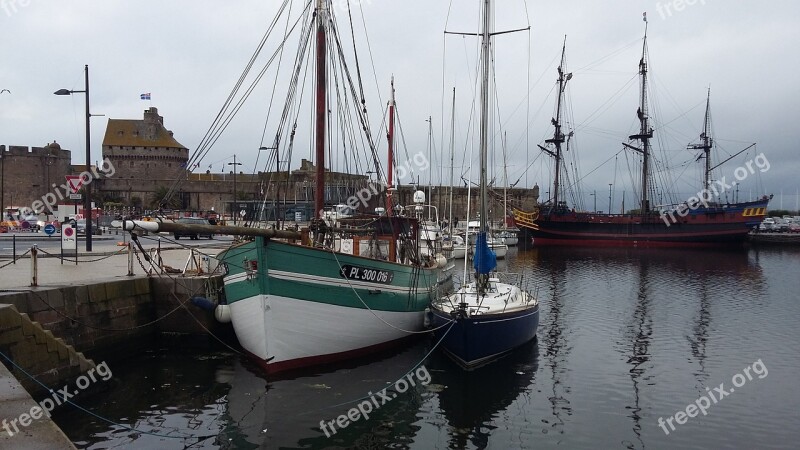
<box><xmin>0</xmin><ymin>275</ymin><xmax>229</xmax><ymax>387</ymax></box>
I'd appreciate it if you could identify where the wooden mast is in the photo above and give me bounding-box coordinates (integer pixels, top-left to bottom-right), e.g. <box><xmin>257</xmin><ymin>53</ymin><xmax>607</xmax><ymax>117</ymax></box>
<box><xmin>628</xmin><ymin>21</ymin><xmax>654</xmax><ymax>214</ymax></box>
<box><xmin>543</xmin><ymin>37</ymin><xmax>570</xmax><ymax>208</ymax></box>
<box><xmin>314</xmin><ymin>0</ymin><xmax>328</xmax><ymax>218</ymax></box>
<box><xmin>386</xmin><ymin>76</ymin><xmax>395</xmax><ymax>216</ymax></box>
<box><xmin>689</xmin><ymin>89</ymin><xmax>713</xmax><ymax>192</ymax></box>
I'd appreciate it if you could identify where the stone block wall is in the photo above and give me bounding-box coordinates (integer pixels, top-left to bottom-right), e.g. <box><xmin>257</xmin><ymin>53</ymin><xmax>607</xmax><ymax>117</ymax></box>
<box><xmin>0</xmin><ymin>304</ymin><xmax>94</xmax><ymax>394</ymax></box>
<box><xmin>0</xmin><ymin>144</ymin><xmax>72</xmax><ymax>211</ymax></box>
<box><xmin>0</xmin><ymin>277</ymin><xmax>154</xmax><ymax>355</ymax></box>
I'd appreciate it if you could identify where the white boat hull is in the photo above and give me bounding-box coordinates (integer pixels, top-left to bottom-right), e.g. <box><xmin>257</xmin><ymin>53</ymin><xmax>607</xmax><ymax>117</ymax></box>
<box><xmin>228</xmin><ymin>293</ymin><xmax>425</xmax><ymax>369</ymax></box>
<box><xmin>501</xmin><ymin>235</ymin><xmax>518</xmax><ymax>246</ymax></box>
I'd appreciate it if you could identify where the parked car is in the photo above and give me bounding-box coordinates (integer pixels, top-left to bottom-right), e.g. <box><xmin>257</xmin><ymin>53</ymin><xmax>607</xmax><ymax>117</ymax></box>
<box><xmin>75</xmin><ymin>219</ymin><xmax>99</xmax><ymax>235</ymax></box>
<box><xmin>20</xmin><ymin>215</ymin><xmax>40</xmax><ymax>231</ymax></box>
<box><xmin>775</xmin><ymin>219</ymin><xmax>791</xmax><ymax>232</ymax></box>
<box><xmin>759</xmin><ymin>217</ymin><xmax>776</xmax><ymax>232</ymax></box>
<box><xmin>173</xmin><ymin>217</ymin><xmax>214</xmax><ymax>240</ymax></box>
<box><xmin>788</xmin><ymin>223</ymin><xmax>800</xmax><ymax>233</ymax></box>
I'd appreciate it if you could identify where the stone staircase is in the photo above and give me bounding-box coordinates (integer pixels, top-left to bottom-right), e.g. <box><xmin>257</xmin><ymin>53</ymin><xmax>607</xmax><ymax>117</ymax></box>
<box><xmin>0</xmin><ymin>304</ymin><xmax>95</xmax><ymax>394</ymax></box>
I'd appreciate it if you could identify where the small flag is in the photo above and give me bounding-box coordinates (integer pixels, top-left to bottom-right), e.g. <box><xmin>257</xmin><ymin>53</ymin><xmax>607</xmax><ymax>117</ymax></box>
<box><xmin>140</xmin><ymin>93</ymin><xmax>151</xmax><ymax>100</ymax></box>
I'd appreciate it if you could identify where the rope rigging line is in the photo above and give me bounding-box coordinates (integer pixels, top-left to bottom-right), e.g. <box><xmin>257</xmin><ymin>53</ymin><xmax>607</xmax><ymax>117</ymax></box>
<box><xmin>0</xmin><ymin>349</ymin><xmax>207</xmax><ymax>441</ymax></box>
<box><xmin>326</xmin><ymin>231</ymin><xmax>450</xmax><ymax>335</ymax></box>
<box><xmin>162</xmin><ymin>0</ymin><xmax>313</xmax><ymax>206</ymax></box>
<box><xmin>298</xmin><ymin>318</ymin><xmax>456</xmax><ymax>416</ymax></box>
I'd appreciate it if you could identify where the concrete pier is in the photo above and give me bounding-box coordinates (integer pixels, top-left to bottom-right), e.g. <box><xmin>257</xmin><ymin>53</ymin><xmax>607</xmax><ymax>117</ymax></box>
<box><xmin>0</xmin><ymin>361</ymin><xmax>76</xmax><ymax>449</ymax></box>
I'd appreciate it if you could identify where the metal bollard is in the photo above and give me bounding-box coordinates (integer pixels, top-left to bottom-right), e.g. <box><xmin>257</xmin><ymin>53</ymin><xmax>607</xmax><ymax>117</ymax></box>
<box><xmin>127</xmin><ymin>243</ymin><xmax>134</xmax><ymax>276</ymax></box>
<box><xmin>12</xmin><ymin>235</ymin><xmax>16</xmax><ymax>264</ymax></box>
<box><xmin>30</xmin><ymin>245</ymin><xmax>38</xmax><ymax>287</ymax></box>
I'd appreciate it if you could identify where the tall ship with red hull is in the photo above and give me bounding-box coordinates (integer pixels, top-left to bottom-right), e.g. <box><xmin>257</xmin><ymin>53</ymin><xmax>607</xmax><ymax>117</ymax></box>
<box><xmin>514</xmin><ymin>25</ymin><xmax>770</xmax><ymax>248</ymax></box>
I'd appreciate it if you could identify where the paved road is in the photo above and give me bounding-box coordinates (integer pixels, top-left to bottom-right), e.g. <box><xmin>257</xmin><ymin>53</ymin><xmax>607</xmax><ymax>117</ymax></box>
<box><xmin>0</xmin><ymin>237</ymin><xmax>232</xmax><ymax>290</ymax></box>
<box><xmin>0</xmin><ymin>231</ymin><xmax>234</xmax><ymax>258</ymax></box>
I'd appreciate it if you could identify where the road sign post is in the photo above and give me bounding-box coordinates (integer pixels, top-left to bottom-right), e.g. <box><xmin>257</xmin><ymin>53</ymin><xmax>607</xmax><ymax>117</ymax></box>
<box><xmin>44</xmin><ymin>223</ymin><xmax>56</xmax><ymax>236</ymax></box>
<box><xmin>61</xmin><ymin>220</ymin><xmax>77</xmax><ymax>265</ymax></box>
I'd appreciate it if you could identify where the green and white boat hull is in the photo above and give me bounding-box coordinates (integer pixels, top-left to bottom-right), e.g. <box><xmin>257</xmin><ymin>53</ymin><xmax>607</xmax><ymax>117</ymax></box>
<box><xmin>218</xmin><ymin>237</ymin><xmax>439</xmax><ymax>373</ymax></box>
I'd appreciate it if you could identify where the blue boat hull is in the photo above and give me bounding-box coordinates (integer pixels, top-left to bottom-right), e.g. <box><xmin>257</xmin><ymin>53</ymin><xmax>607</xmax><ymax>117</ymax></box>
<box><xmin>430</xmin><ymin>305</ymin><xmax>540</xmax><ymax>368</ymax></box>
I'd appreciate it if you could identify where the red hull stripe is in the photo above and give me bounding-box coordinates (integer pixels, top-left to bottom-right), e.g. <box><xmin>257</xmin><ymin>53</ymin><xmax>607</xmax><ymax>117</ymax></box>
<box><xmin>530</xmin><ymin>237</ymin><xmax>738</xmax><ymax>248</ymax></box>
<box><xmin>534</xmin><ymin>227</ymin><xmax>747</xmax><ymax>239</ymax></box>
<box><xmin>247</xmin><ymin>334</ymin><xmax>420</xmax><ymax>375</ymax></box>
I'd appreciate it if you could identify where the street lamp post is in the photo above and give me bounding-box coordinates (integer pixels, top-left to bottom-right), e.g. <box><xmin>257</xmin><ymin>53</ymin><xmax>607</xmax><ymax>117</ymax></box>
<box><xmin>227</xmin><ymin>155</ymin><xmax>242</xmax><ymax>225</ymax></box>
<box><xmin>54</xmin><ymin>64</ymin><xmax>93</xmax><ymax>251</ymax></box>
<box><xmin>1</xmin><ymin>89</ymin><xmax>10</xmax><ymax>216</ymax></box>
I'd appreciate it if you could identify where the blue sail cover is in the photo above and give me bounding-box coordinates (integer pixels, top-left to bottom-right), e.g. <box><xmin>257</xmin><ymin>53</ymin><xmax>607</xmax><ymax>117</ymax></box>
<box><xmin>473</xmin><ymin>231</ymin><xmax>497</xmax><ymax>274</ymax></box>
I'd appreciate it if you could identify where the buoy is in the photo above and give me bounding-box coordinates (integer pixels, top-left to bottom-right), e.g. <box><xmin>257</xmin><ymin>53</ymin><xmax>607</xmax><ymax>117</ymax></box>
<box><xmin>190</xmin><ymin>296</ymin><xmax>216</xmax><ymax>311</ymax></box>
<box><xmin>434</xmin><ymin>254</ymin><xmax>448</xmax><ymax>268</ymax></box>
<box><xmin>215</xmin><ymin>304</ymin><xmax>232</xmax><ymax>323</ymax></box>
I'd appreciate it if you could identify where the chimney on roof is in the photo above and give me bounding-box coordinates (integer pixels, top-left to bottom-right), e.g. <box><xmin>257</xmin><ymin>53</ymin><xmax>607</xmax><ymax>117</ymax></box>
<box><xmin>143</xmin><ymin>107</ymin><xmax>163</xmax><ymax>125</ymax></box>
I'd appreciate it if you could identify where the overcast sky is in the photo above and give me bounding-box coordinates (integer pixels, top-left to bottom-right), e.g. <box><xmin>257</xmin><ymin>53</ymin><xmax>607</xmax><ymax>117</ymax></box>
<box><xmin>2</xmin><ymin>0</ymin><xmax>798</xmax><ymax>211</ymax></box>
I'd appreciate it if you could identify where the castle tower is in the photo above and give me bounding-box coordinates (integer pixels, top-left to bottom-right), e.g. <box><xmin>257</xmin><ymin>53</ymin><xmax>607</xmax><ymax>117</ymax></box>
<box><xmin>102</xmin><ymin>107</ymin><xmax>189</xmax><ymax>181</ymax></box>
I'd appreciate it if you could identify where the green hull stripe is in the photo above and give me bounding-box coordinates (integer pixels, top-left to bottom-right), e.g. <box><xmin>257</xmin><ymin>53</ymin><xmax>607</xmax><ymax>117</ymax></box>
<box><xmin>219</xmin><ymin>238</ymin><xmax>439</xmax><ymax>312</ymax></box>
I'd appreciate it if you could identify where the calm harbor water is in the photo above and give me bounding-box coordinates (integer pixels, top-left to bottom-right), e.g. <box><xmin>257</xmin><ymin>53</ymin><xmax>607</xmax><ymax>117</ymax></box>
<box><xmin>54</xmin><ymin>245</ymin><xmax>800</xmax><ymax>449</ymax></box>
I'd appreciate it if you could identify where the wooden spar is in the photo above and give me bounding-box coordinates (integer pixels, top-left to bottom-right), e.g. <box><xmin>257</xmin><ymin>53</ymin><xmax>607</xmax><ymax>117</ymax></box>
<box><xmin>115</xmin><ymin>220</ymin><xmax>302</xmax><ymax>240</ymax></box>
<box><xmin>386</xmin><ymin>76</ymin><xmax>395</xmax><ymax>216</ymax></box>
<box><xmin>314</xmin><ymin>0</ymin><xmax>327</xmax><ymax>219</ymax></box>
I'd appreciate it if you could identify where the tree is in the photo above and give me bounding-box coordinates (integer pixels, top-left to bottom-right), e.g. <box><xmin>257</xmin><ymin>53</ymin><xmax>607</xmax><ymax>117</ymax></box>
<box><xmin>149</xmin><ymin>186</ymin><xmax>181</xmax><ymax>209</ymax></box>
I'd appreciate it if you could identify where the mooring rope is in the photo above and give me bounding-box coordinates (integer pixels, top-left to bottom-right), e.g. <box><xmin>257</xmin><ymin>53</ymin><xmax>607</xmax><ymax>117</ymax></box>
<box><xmin>299</xmin><ymin>318</ymin><xmax>456</xmax><ymax>416</ymax></box>
<box><xmin>0</xmin><ymin>349</ymin><xmax>215</xmax><ymax>441</ymax></box>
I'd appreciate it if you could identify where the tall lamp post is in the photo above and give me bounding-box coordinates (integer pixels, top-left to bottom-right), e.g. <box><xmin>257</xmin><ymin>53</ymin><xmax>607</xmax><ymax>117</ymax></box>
<box><xmin>0</xmin><ymin>89</ymin><xmax>10</xmax><ymax>216</ymax></box>
<box><xmin>54</xmin><ymin>65</ymin><xmax>93</xmax><ymax>251</ymax></box>
<box><xmin>227</xmin><ymin>155</ymin><xmax>242</xmax><ymax>225</ymax></box>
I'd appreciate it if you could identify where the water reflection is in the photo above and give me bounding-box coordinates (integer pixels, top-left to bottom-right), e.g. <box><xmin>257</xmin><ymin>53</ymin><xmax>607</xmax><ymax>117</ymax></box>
<box><xmin>428</xmin><ymin>339</ymin><xmax>538</xmax><ymax>449</ymax></box>
<box><xmin>53</xmin><ymin>244</ymin><xmax>800</xmax><ymax>449</ymax></box>
<box><xmin>619</xmin><ymin>262</ymin><xmax>653</xmax><ymax>450</ymax></box>
<box><xmin>222</xmin><ymin>345</ymin><xmax>430</xmax><ymax>449</ymax></box>
<box><xmin>687</xmin><ymin>283</ymin><xmax>711</xmax><ymax>388</ymax></box>
<box><xmin>539</xmin><ymin>251</ymin><xmax>572</xmax><ymax>436</ymax></box>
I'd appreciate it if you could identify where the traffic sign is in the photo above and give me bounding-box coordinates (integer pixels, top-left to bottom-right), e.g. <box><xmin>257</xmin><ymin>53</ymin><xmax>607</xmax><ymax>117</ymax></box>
<box><xmin>61</xmin><ymin>224</ymin><xmax>77</xmax><ymax>251</ymax></box>
<box><xmin>65</xmin><ymin>175</ymin><xmax>85</xmax><ymax>194</ymax></box>
<box><xmin>69</xmin><ymin>193</ymin><xmax>82</xmax><ymax>200</ymax></box>
<box><xmin>44</xmin><ymin>224</ymin><xmax>56</xmax><ymax>235</ymax></box>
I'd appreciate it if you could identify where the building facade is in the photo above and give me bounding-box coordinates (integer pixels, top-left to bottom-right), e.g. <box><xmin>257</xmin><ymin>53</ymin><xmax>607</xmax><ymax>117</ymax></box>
<box><xmin>1</xmin><ymin>142</ymin><xmax>72</xmax><ymax>212</ymax></box>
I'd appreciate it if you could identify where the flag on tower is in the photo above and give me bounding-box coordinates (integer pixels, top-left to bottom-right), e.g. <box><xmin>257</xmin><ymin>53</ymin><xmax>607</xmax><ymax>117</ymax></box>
<box><xmin>140</xmin><ymin>93</ymin><xmax>151</xmax><ymax>100</ymax></box>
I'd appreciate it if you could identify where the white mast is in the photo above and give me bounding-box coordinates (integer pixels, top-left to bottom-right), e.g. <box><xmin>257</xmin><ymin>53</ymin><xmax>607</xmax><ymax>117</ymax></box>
<box><xmin>479</xmin><ymin>0</ymin><xmax>491</xmax><ymax>234</ymax></box>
